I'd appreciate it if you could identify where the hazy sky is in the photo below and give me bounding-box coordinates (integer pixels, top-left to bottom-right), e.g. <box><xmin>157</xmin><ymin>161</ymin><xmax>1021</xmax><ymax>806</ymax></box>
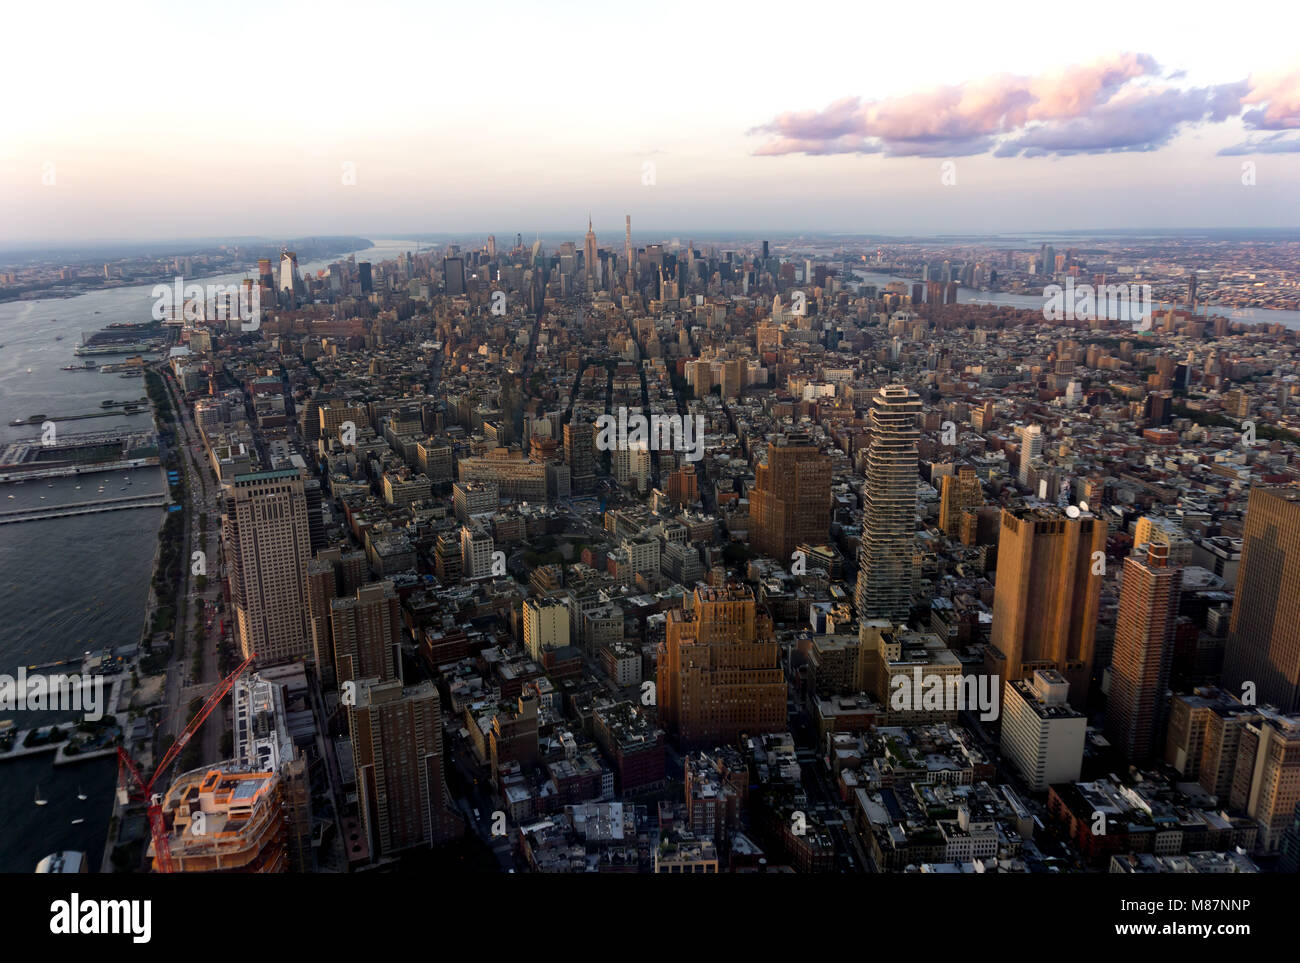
<box><xmin>4</xmin><ymin>0</ymin><xmax>1299</xmax><ymax>241</ymax></box>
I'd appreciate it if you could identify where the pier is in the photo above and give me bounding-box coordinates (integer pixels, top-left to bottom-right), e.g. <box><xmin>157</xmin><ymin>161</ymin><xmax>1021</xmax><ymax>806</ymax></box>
<box><xmin>0</xmin><ymin>493</ymin><xmax>167</xmax><ymax>524</ymax></box>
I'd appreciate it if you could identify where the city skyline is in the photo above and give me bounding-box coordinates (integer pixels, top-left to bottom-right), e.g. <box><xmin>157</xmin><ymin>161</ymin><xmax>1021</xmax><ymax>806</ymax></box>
<box><xmin>6</xmin><ymin>1</ymin><xmax>1300</xmax><ymax>922</ymax></box>
<box><xmin>5</xmin><ymin>2</ymin><xmax>1300</xmax><ymax>241</ymax></box>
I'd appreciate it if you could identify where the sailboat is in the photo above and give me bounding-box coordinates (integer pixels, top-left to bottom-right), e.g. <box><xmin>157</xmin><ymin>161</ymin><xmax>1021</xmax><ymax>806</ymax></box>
<box><xmin>77</xmin><ymin>786</ymin><xmax>87</xmax><ymax>801</ymax></box>
<box><xmin>35</xmin><ymin>786</ymin><xmax>47</xmax><ymax>806</ymax></box>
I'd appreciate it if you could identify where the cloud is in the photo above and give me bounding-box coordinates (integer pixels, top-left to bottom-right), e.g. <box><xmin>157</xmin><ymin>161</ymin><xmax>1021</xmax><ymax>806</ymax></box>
<box><xmin>1218</xmin><ymin>132</ymin><xmax>1300</xmax><ymax>155</ymax></box>
<box><xmin>1240</xmin><ymin>68</ymin><xmax>1300</xmax><ymax>130</ymax></box>
<box><xmin>749</xmin><ymin>55</ymin><xmax>1300</xmax><ymax>160</ymax></box>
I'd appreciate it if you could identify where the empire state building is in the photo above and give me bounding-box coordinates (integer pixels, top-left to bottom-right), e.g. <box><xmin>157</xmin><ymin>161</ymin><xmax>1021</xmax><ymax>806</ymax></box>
<box><xmin>584</xmin><ymin>215</ymin><xmax>598</xmax><ymax>289</ymax></box>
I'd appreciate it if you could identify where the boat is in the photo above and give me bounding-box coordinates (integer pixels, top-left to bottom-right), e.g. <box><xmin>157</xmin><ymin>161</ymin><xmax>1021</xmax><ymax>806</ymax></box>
<box><xmin>70</xmin><ymin>818</ymin><xmax>85</xmax><ymax>826</ymax></box>
<box><xmin>35</xmin><ymin>786</ymin><xmax>47</xmax><ymax>806</ymax></box>
<box><xmin>77</xmin><ymin>786</ymin><xmax>87</xmax><ymax>801</ymax></box>
<box><xmin>35</xmin><ymin>852</ymin><xmax>87</xmax><ymax>873</ymax></box>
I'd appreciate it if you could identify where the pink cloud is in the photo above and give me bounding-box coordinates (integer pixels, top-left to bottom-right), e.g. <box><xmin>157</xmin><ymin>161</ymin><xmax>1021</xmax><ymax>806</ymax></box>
<box><xmin>749</xmin><ymin>54</ymin><xmax>1300</xmax><ymax>159</ymax></box>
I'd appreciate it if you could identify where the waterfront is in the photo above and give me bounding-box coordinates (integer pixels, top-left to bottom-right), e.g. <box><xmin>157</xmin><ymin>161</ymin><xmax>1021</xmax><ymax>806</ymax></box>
<box><xmin>851</xmin><ymin>271</ymin><xmax>1300</xmax><ymax>330</ymax></box>
<box><xmin>0</xmin><ymin>240</ymin><xmax>411</xmax><ymax>871</ymax></box>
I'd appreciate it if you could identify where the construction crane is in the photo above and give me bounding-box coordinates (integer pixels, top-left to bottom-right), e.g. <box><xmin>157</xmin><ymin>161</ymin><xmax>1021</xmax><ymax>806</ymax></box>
<box><xmin>116</xmin><ymin>652</ymin><xmax>256</xmax><ymax>873</ymax></box>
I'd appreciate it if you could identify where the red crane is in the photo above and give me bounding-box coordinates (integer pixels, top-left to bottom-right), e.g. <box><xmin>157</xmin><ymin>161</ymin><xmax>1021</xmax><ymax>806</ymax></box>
<box><xmin>116</xmin><ymin>652</ymin><xmax>256</xmax><ymax>873</ymax></box>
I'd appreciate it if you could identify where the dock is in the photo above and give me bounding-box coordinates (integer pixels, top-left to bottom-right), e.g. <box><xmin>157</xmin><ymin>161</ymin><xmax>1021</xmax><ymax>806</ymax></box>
<box><xmin>0</xmin><ymin>493</ymin><xmax>167</xmax><ymax>524</ymax></box>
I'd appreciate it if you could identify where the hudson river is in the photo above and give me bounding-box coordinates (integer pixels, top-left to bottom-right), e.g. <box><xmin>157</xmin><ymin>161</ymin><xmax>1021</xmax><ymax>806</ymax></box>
<box><xmin>0</xmin><ymin>240</ymin><xmax>410</xmax><ymax>870</ymax></box>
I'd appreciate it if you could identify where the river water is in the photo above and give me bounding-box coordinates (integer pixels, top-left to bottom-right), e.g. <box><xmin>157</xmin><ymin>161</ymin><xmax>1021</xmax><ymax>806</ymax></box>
<box><xmin>0</xmin><ymin>239</ymin><xmax>412</xmax><ymax>871</ymax></box>
<box><xmin>851</xmin><ymin>270</ymin><xmax>1300</xmax><ymax>330</ymax></box>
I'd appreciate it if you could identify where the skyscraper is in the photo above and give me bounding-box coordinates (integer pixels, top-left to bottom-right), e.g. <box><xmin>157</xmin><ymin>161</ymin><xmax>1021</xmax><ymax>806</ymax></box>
<box><xmin>1019</xmin><ymin>424</ymin><xmax>1044</xmax><ymax>487</ymax></box>
<box><xmin>331</xmin><ymin>581</ymin><xmax>402</xmax><ymax>687</ymax></box>
<box><xmin>443</xmin><ymin>256</ymin><xmax>465</xmax><ymax>296</ymax></box>
<box><xmin>584</xmin><ymin>215</ymin><xmax>598</xmax><ymax>287</ymax></box>
<box><xmin>523</xmin><ymin>596</ymin><xmax>571</xmax><ymax>661</ymax></box>
<box><xmin>613</xmin><ymin>442</ymin><xmax>650</xmax><ymax>494</ymax></box>
<box><xmin>349</xmin><ymin>678</ymin><xmax>461</xmax><ymax>858</ymax></box>
<box><xmin>1106</xmin><ymin>543</ymin><xmax>1182</xmax><ymax>762</ymax></box>
<box><xmin>278</xmin><ymin>251</ymin><xmax>298</xmax><ymax>296</ymax></box>
<box><xmin>1229</xmin><ymin>711</ymin><xmax>1300</xmax><ymax>851</ymax></box>
<box><xmin>986</xmin><ymin>506</ymin><xmax>1106</xmax><ymax>706</ymax></box>
<box><xmin>1223</xmin><ymin>486</ymin><xmax>1300</xmax><ymax>712</ymax></box>
<box><xmin>657</xmin><ymin>585</ymin><xmax>785</xmax><ymax>748</ymax></box>
<box><xmin>938</xmin><ymin>466</ymin><xmax>982</xmax><ymax>536</ymax></box>
<box><xmin>223</xmin><ymin>469</ymin><xmax>313</xmax><ymax>662</ymax></box>
<box><xmin>749</xmin><ymin>433</ymin><xmax>832</xmax><ymax>565</ymax></box>
<box><xmin>564</xmin><ymin>417</ymin><xmax>596</xmax><ymax>493</ymax></box>
<box><xmin>855</xmin><ymin>385</ymin><xmax>922</xmax><ymax>623</ymax></box>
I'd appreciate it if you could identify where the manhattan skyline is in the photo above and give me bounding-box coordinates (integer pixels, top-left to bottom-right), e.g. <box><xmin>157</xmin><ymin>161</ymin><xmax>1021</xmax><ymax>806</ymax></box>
<box><xmin>4</xmin><ymin>1</ymin><xmax>1300</xmax><ymax>240</ymax></box>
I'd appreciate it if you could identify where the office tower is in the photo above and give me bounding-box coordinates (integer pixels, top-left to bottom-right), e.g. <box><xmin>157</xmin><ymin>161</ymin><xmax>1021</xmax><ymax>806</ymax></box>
<box><xmin>666</xmin><ymin>465</ymin><xmax>699</xmax><ymax>507</ymax></box>
<box><xmin>306</xmin><ymin>559</ymin><xmax>339</xmax><ymax>688</ymax></box>
<box><xmin>460</xmin><ymin>521</ymin><xmax>495</xmax><ymax>580</ymax></box>
<box><xmin>1223</xmin><ymin>487</ymin><xmax>1300</xmax><ymax>712</ymax></box>
<box><xmin>303</xmin><ymin>477</ymin><xmax>326</xmax><ymax>553</ymax></box>
<box><xmin>1000</xmin><ymin>669</ymin><xmax>1086</xmax><ymax>790</ymax></box>
<box><xmin>1188</xmin><ymin>273</ymin><xmax>1198</xmax><ymax>310</ymax></box>
<box><xmin>657</xmin><ymin>584</ymin><xmax>785</xmax><ymax>748</ymax></box>
<box><xmin>523</xmin><ymin>596</ymin><xmax>571</xmax><ymax>661</ymax></box>
<box><xmin>938</xmin><ymin>466</ymin><xmax>982</xmax><ymax>536</ymax></box>
<box><xmin>624</xmin><ymin>215</ymin><xmax>633</xmax><ymax>275</ymax></box>
<box><xmin>855</xmin><ymin>385</ymin><xmax>922</xmax><ymax>623</ymax></box>
<box><xmin>564</xmin><ymin>418</ymin><xmax>596</xmax><ymax>493</ymax></box>
<box><xmin>986</xmin><ymin>506</ymin><xmax>1105</xmax><ymax>706</ymax></box>
<box><xmin>490</xmin><ymin>692</ymin><xmax>540</xmax><ymax>783</ymax></box>
<box><xmin>719</xmin><ymin>358</ymin><xmax>746</xmax><ymax>398</ymax></box>
<box><xmin>1164</xmin><ymin>686</ymin><xmax>1250</xmax><ymax>781</ymax></box>
<box><xmin>453</xmin><ymin>480</ymin><xmax>499</xmax><ymax>523</ymax></box>
<box><xmin>1106</xmin><ymin>543</ymin><xmax>1182</xmax><ymax>762</ymax></box>
<box><xmin>223</xmin><ymin>469</ymin><xmax>313</xmax><ymax>662</ymax></box>
<box><xmin>487</xmin><ymin>234</ymin><xmax>496</xmax><ymax>259</ymax></box>
<box><xmin>1018</xmin><ymin>424</ymin><xmax>1043</xmax><ymax>486</ymax></box>
<box><xmin>749</xmin><ymin>433</ymin><xmax>832</xmax><ymax>564</ymax></box>
<box><xmin>331</xmin><ymin>581</ymin><xmax>402</xmax><ymax>687</ymax></box>
<box><xmin>443</xmin><ymin>256</ymin><xmax>465</xmax><ymax>296</ymax></box>
<box><xmin>357</xmin><ymin>261</ymin><xmax>372</xmax><ymax>293</ymax></box>
<box><xmin>613</xmin><ymin>442</ymin><xmax>650</xmax><ymax>493</ymax></box>
<box><xmin>1230</xmin><ymin>712</ymin><xmax>1300</xmax><ymax>851</ymax></box>
<box><xmin>279</xmin><ymin>251</ymin><xmax>298</xmax><ymax>295</ymax></box>
<box><xmin>417</xmin><ymin>438</ymin><xmax>454</xmax><ymax>484</ymax></box>
<box><xmin>349</xmin><ymin>678</ymin><xmax>461</xmax><ymax>858</ymax></box>
<box><xmin>434</xmin><ymin>531</ymin><xmax>462</xmax><ymax>583</ymax></box>
<box><xmin>1133</xmin><ymin>515</ymin><xmax>1193</xmax><ymax>566</ymax></box>
<box><xmin>584</xmin><ymin>215</ymin><xmax>598</xmax><ymax>286</ymax></box>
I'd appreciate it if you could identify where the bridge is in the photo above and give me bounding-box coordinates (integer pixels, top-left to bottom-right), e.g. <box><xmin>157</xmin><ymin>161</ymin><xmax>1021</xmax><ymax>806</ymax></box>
<box><xmin>0</xmin><ymin>493</ymin><xmax>168</xmax><ymax>525</ymax></box>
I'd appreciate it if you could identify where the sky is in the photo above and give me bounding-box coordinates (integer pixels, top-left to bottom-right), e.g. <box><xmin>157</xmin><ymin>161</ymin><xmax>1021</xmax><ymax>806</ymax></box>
<box><xmin>3</xmin><ymin>0</ymin><xmax>1299</xmax><ymax>241</ymax></box>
